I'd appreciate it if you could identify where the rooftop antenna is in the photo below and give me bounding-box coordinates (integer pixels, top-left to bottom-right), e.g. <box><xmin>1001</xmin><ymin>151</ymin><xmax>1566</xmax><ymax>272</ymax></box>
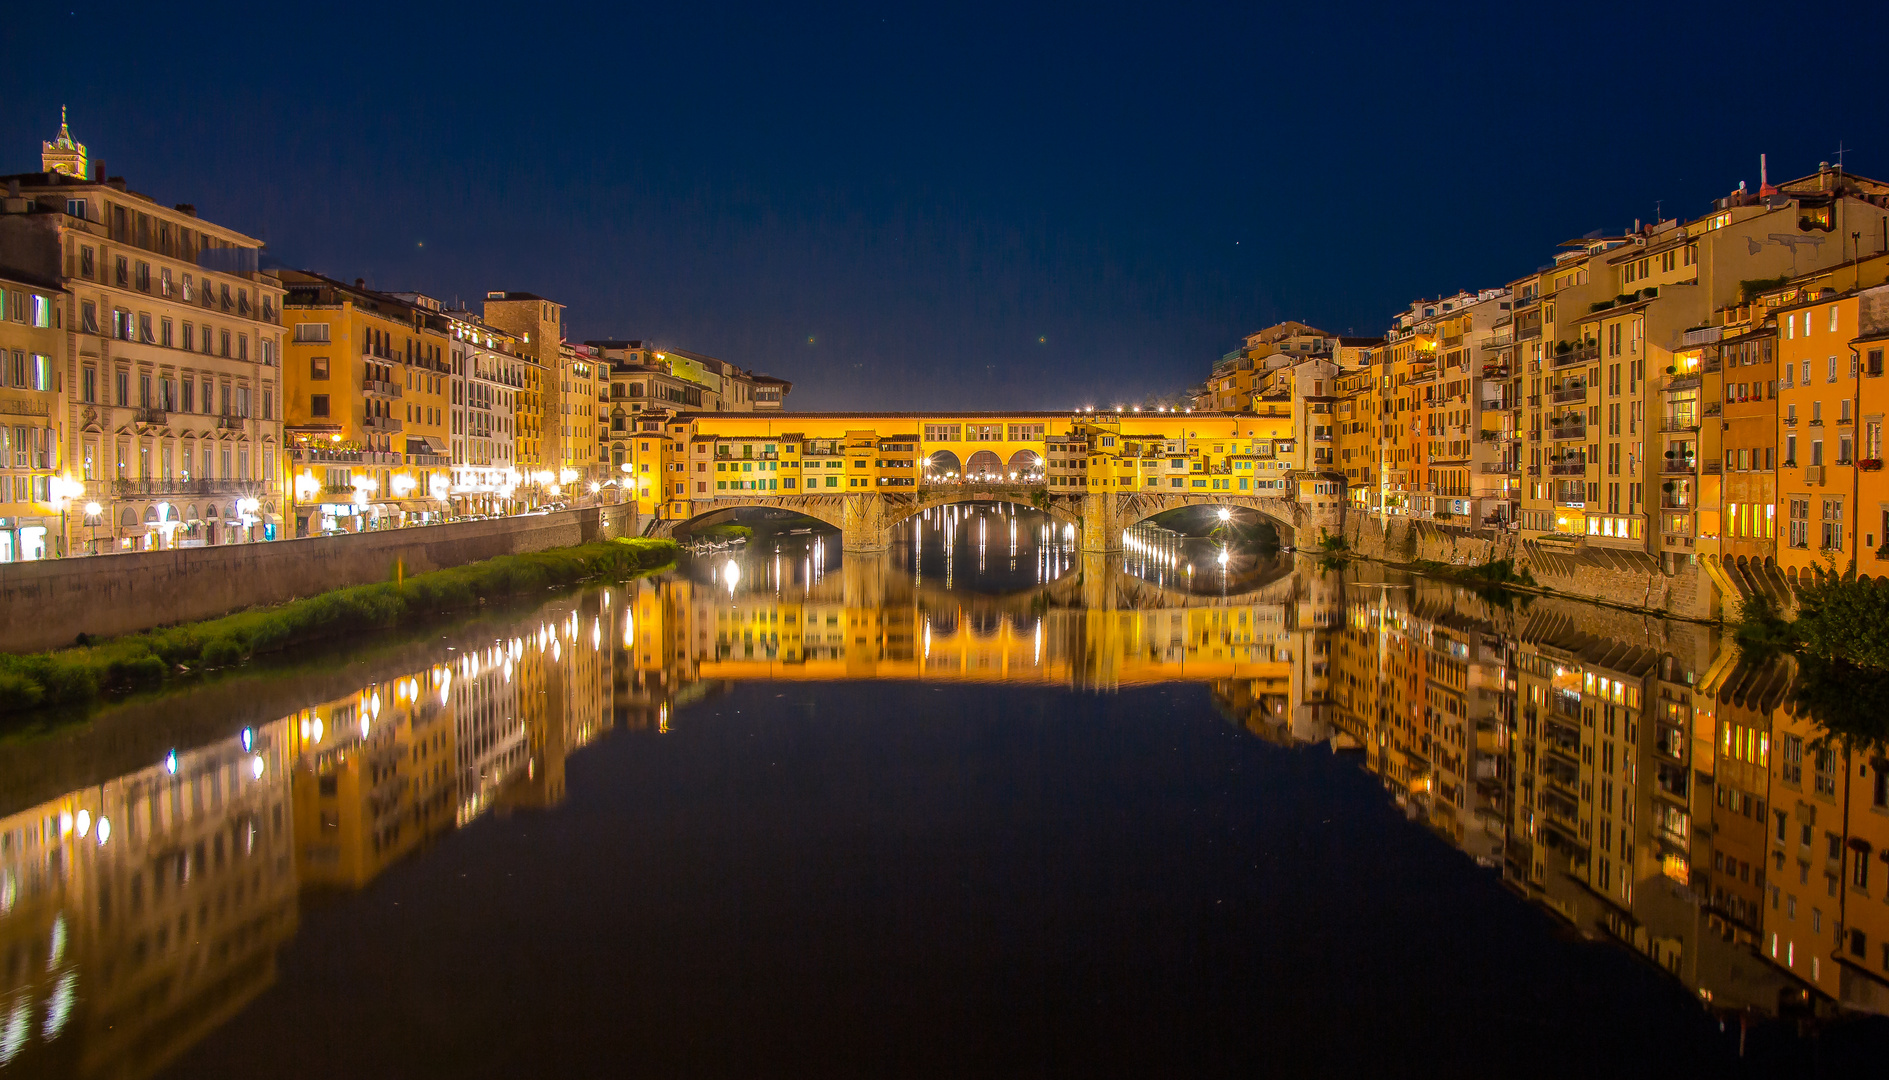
<box><xmin>1758</xmin><ymin>153</ymin><xmax>1777</xmax><ymax>197</ymax></box>
<box><xmin>1834</xmin><ymin>141</ymin><xmax>1851</xmax><ymax>169</ymax></box>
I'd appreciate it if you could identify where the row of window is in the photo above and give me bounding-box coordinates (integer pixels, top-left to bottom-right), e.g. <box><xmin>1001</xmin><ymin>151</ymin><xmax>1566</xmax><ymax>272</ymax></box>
<box><xmin>78</xmin><ymin>438</ymin><xmax>269</xmax><ymax>484</ymax></box>
<box><xmin>80</xmin><ymin>367</ymin><xmax>266</xmax><ymax>419</ymax></box>
<box><xmin>1</xmin><ymin>425</ymin><xmax>55</xmax><ymax>468</ymax></box>
<box><xmin>0</xmin><ymin>287</ymin><xmax>55</xmax><ymax>327</ymax></box>
<box><xmin>3</xmin><ymin>352</ymin><xmax>55</xmax><ymax>392</ymax></box>
<box><xmin>83</xmin><ymin>302</ymin><xmax>275</xmax><ymax>365</ymax></box>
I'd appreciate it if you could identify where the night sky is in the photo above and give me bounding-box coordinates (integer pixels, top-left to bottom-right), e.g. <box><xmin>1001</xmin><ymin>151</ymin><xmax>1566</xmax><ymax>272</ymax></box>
<box><xmin>5</xmin><ymin>1</ymin><xmax>1889</xmax><ymax>410</ymax></box>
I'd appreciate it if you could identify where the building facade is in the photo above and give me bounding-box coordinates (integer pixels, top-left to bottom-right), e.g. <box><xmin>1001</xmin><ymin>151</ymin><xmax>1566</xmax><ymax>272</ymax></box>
<box><xmin>1</xmin><ymin>132</ymin><xmax>287</xmax><ymax>553</ymax></box>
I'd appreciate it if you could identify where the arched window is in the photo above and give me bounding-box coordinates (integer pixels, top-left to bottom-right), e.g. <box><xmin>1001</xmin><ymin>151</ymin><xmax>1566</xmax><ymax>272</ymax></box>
<box><xmin>964</xmin><ymin>450</ymin><xmax>1003</xmax><ymax>480</ymax></box>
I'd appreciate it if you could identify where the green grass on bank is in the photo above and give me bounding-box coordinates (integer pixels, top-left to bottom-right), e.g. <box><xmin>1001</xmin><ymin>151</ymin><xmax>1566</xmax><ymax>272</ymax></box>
<box><xmin>0</xmin><ymin>538</ymin><xmax>677</xmax><ymax>717</ymax></box>
<box><xmin>692</xmin><ymin>523</ymin><xmax>754</xmax><ymax>542</ymax></box>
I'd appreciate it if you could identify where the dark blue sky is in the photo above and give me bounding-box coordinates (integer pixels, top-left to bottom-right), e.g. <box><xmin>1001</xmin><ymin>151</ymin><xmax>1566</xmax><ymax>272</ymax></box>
<box><xmin>6</xmin><ymin>1</ymin><xmax>1889</xmax><ymax>410</ymax></box>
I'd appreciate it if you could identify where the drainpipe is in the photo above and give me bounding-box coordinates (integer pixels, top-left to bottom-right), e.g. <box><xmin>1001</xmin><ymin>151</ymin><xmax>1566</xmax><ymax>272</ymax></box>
<box><xmin>1853</xmin><ymin>347</ymin><xmax>1863</xmax><ymax>571</ymax></box>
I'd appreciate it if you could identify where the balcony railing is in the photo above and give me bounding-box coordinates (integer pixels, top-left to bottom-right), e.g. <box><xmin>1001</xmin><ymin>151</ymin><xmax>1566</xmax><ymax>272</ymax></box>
<box><xmin>113</xmin><ymin>478</ymin><xmax>263</xmax><ymax>497</ymax></box>
<box><xmin>1660</xmin><ymin>459</ymin><xmax>1697</xmax><ymax>475</ymax></box>
<box><xmin>1549</xmin><ymin>462</ymin><xmax>1587</xmax><ymax>475</ymax></box>
<box><xmin>1659</xmin><ymin>417</ymin><xmax>1699</xmax><ymax>433</ymax></box>
<box><xmin>1551</xmin><ymin>344</ymin><xmax>1600</xmax><ymax>367</ymax></box>
<box><xmin>133</xmin><ymin>407</ymin><xmax>169</xmax><ymax>425</ymax></box>
<box><xmin>1478</xmin><ymin>462</ymin><xmax>1519</xmax><ymax>474</ymax></box>
<box><xmin>217</xmin><ymin>415</ymin><xmax>247</xmax><ymax>430</ymax></box>
<box><xmin>1549</xmin><ymin>424</ymin><xmax>1587</xmax><ymax>441</ymax></box>
<box><xmin>1664</xmin><ymin>373</ymin><xmax>1702</xmax><ymax>392</ymax></box>
<box><xmin>0</xmin><ymin>399</ymin><xmax>49</xmax><ymax>417</ymax></box>
<box><xmin>363</xmin><ymin>378</ymin><xmax>404</xmax><ymax>398</ymax></box>
<box><xmin>362</xmin><ymin>415</ymin><xmax>403</xmax><ymax>434</ymax></box>
<box><xmin>289</xmin><ymin>447</ymin><xmax>404</xmax><ymax>465</ymax></box>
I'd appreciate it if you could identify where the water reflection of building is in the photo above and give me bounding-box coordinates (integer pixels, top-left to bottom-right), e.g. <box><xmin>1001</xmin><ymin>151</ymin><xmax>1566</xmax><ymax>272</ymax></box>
<box><xmin>289</xmin><ymin>672</ymin><xmax>459</xmax><ymax>889</ymax></box>
<box><xmin>1205</xmin><ymin>566</ymin><xmax>1820</xmax><ymax>1019</ymax></box>
<box><xmin>0</xmin><ymin>720</ymin><xmax>296</xmax><ymax>1077</ymax></box>
<box><xmin>0</xmin><ymin>590</ymin><xmax>623</xmax><ymax>1078</ymax></box>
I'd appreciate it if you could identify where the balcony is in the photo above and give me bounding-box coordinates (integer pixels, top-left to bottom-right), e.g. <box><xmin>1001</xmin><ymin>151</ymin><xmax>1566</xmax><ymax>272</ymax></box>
<box><xmin>1805</xmin><ymin>464</ymin><xmax>1825</xmax><ymax>485</ymax></box>
<box><xmin>1526</xmin><ymin>465</ymin><xmax>1541</xmax><ymax>476</ymax></box>
<box><xmin>1660</xmin><ymin>497</ymin><xmax>1691</xmax><ymax>510</ymax></box>
<box><xmin>1659</xmin><ymin>417</ymin><xmax>1699</xmax><ymax>433</ymax></box>
<box><xmin>0</xmin><ymin>399</ymin><xmax>49</xmax><ymax>417</ymax></box>
<box><xmin>290</xmin><ymin>447</ymin><xmax>404</xmax><ymax>465</ymax></box>
<box><xmin>1551</xmin><ymin>344</ymin><xmax>1600</xmax><ymax>367</ymax></box>
<box><xmin>113</xmin><ymin>478</ymin><xmax>262</xmax><ymax>498</ymax></box>
<box><xmin>217</xmin><ymin>415</ymin><xmax>246</xmax><ymax>430</ymax></box>
<box><xmin>362</xmin><ymin>415</ymin><xmax>403</xmax><ymax>434</ymax></box>
<box><xmin>1549</xmin><ymin>462</ymin><xmax>1587</xmax><ymax>475</ymax></box>
<box><xmin>1549</xmin><ymin>424</ymin><xmax>1587</xmax><ymax>441</ymax></box>
<box><xmin>133</xmin><ymin>407</ymin><xmax>168</xmax><ymax>425</ymax></box>
<box><xmin>363</xmin><ymin>378</ymin><xmax>404</xmax><ymax>398</ymax></box>
<box><xmin>1551</xmin><ymin>386</ymin><xmax>1588</xmax><ymax>404</ymax></box>
<box><xmin>1664</xmin><ymin>372</ymin><xmax>1702</xmax><ymax>392</ymax></box>
<box><xmin>1479</xmin><ymin>462</ymin><xmax>1520</xmax><ymax>474</ymax></box>
<box><xmin>1660</xmin><ymin>458</ymin><xmax>1697</xmax><ymax>475</ymax></box>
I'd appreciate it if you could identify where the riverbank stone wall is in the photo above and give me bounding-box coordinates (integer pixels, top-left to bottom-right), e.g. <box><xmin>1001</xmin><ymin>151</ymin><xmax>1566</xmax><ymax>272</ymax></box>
<box><xmin>0</xmin><ymin>506</ymin><xmax>634</xmax><ymax>653</ymax></box>
<box><xmin>1341</xmin><ymin>513</ymin><xmax>1721</xmax><ymax>621</ymax></box>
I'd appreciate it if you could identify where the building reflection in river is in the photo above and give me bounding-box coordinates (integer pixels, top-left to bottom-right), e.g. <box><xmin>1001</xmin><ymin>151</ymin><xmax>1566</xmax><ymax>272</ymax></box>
<box><xmin>9</xmin><ymin>523</ymin><xmax>1889</xmax><ymax>1077</ymax></box>
<box><xmin>0</xmin><ymin>590</ymin><xmax>622</xmax><ymax>1078</ymax></box>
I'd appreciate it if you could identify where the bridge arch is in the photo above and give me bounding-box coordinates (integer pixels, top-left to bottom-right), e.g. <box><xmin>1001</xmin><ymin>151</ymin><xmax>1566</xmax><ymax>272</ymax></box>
<box><xmin>880</xmin><ymin>491</ymin><xmax>1080</xmax><ymax>537</ymax></box>
<box><xmin>1113</xmin><ymin>491</ymin><xmax>1305</xmax><ymax>550</ymax></box>
<box><xmin>656</xmin><ymin>497</ymin><xmax>848</xmax><ymax>541</ymax></box>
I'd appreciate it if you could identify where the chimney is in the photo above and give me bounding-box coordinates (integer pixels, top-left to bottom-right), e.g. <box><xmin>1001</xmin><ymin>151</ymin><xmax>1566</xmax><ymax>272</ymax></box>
<box><xmin>355</xmin><ymin>278</ymin><xmax>366</xmax><ymax>289</ymax></box>
<box><xmin>174</xmin><ymin>203</ymin><xmax>196</xmax><ymax>217</ymax></box>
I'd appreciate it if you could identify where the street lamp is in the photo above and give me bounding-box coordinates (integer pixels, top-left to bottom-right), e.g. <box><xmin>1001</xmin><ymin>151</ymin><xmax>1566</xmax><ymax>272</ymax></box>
<box><xmin>49</xmin><ymin>476</ymin><xmax>83</xmax><ymax>557</ymax></box>
<box><xmin>236</xmin><ymin>497</ymin><xmax>261</xmax><ymax>542</ymax></box>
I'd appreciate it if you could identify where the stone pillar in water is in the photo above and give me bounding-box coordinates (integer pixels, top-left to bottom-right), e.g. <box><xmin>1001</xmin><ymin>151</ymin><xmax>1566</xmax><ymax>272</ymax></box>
<box><xmin>842</xmin><ymin>493</ymin><xmax>890</xmax><ymax>553</ymax></box>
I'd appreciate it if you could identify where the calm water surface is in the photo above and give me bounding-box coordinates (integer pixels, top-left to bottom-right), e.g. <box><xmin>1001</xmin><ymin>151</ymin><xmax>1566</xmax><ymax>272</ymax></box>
<box><xmin>2</xmin><ymin>504</ymin><xmax>1885</xmax><ymax>1077</ymax></box>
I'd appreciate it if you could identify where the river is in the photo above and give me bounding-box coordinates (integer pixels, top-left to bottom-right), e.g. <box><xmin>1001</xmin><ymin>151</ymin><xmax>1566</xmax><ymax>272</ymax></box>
<box><xmin>0</xmin><ymin>504</ymin><xmax>1883</xmax><ymax>1077</ymax></box>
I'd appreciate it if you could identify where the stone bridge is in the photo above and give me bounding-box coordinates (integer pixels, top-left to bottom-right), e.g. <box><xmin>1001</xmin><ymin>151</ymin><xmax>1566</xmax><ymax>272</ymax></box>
<box><xmin>651</xmin><ymin>484</ymin><xmax>1338</xmax><ymax>553</ymax></box>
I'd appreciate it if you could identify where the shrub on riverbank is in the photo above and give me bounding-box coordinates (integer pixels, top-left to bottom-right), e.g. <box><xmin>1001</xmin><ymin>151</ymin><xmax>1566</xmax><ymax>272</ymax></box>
<box><xmin>0</xmin><ymin>538</ymin><xmax>676</xmax><ymax>717</ymax></box>
<box><xmin>1733</xmin><ymin>572</ymin><xmax>1889</xmax><ymax>750</ymax></box>
<box><xmin>1408</xmin><ymin>558</ymin><xmax>1535</xmax><ymax>590</ymax></box>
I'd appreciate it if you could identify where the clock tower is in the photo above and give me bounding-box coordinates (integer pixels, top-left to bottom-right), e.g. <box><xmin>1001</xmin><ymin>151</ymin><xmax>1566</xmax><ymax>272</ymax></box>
<box><xmin>40</xmin><ymin>106</ymin><xmax>88</xmax><ymax>178</ymax></box>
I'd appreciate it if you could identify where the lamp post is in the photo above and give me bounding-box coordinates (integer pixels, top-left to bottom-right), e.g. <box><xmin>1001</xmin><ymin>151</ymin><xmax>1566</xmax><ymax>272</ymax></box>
<box><xmin>237</xmin><ymin>497</ymin><xmax>261</xmax><ymax>543</ymax></box>
<box><xmin>49</xmin><ymin>477</ymin><xmax>83</xmax><ymax>557</ymax></box>
<box><xmin>83</xmin><ymin>501</ymin><xmax>102</xmax><ymax>555</ymax></box>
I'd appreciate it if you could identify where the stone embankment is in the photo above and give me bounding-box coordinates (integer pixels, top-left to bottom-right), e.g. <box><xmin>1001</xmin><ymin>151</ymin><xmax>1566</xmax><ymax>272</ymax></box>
<box><xmin>0</xmin><ymin>506</ymin><xmax>635</xmax><ymax>653</ymax></box>
<box><xmin>1341</xmin><ymin>514</ymin><xmax>1727</xmax><ymax>621</ymax></box>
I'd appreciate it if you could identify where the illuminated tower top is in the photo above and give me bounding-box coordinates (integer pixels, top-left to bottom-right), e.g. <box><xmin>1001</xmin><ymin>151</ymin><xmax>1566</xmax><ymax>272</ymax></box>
<box><xmin>41</xmin><ymin>106</ymin><xmax>88</xmax><ymax>178</ymax></box>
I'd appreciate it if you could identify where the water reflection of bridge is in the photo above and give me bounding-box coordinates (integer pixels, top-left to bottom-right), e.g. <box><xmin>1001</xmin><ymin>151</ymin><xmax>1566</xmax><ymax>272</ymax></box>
<box><xmin>640</xmin><ymin>551</ymin><xmax>1334</xmax><ymax>692</ymax></box>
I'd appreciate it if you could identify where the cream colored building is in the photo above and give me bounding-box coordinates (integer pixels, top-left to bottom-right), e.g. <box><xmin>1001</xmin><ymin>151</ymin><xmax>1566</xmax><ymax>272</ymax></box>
<box><xmin>0</xmin><ymin>120</ymin><xmax>286</xmax><ymax>552</ymax></box>
<box><xmin>0</xmin><ymin>269</ymin><xmax>68</xmax><ymax>560</ymax></box>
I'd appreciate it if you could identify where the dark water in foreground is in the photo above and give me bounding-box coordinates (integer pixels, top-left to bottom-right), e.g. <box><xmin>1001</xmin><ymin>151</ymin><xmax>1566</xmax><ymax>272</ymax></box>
<box><xmin>1</xmin><ymin>505</ymin><xmax>1885</xmax><ymax>1077</ymax></box>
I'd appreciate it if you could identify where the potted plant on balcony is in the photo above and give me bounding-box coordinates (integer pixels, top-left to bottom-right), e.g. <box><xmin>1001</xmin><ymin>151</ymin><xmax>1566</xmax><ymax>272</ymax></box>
<box><xmin>1861</xmin><ymin>458</ymin><xmax>1884</xmax><ymax>472</ymax></box>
